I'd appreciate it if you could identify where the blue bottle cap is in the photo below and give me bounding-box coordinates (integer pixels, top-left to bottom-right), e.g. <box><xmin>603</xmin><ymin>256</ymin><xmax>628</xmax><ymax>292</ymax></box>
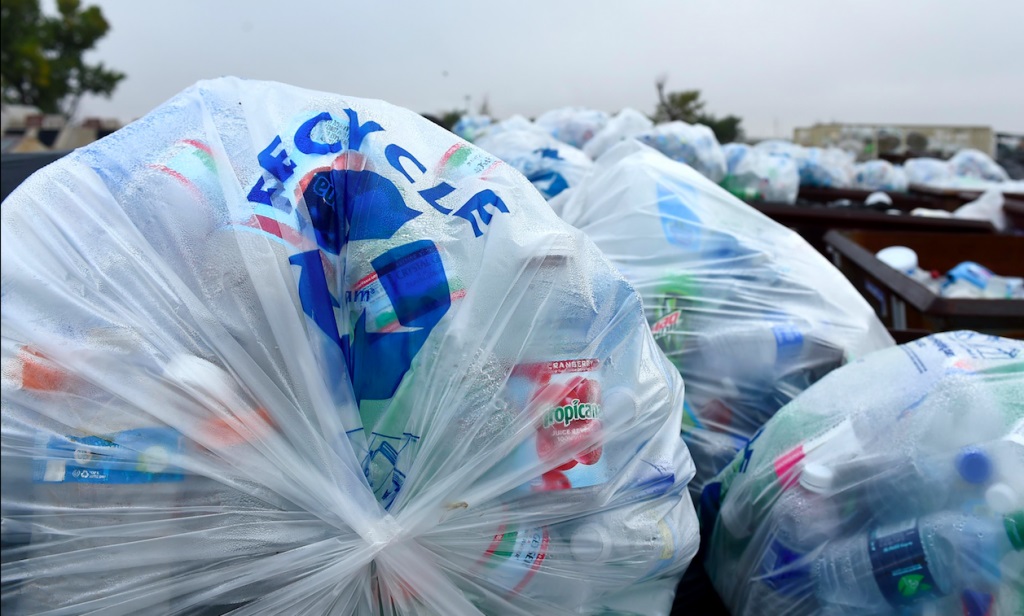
<box><xmin>956</xmin><ymin>447</ymin><xmax>992</xmax><ymax>485</ymax></box>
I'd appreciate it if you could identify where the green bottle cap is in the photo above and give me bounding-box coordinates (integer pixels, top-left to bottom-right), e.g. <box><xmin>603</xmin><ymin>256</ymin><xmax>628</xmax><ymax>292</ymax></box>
<box><xmin>1006</xmin><ymin>510</ymin><xmax>1024</xmax><ymax>551</ymax></box>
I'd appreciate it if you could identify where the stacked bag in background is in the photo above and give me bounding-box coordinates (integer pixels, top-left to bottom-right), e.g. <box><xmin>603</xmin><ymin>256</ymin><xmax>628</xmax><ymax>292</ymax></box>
<box><xmin>720</xmin><ymin>143</ymin><xmax>800</xmax><ymax>204</ymax></box>
<box><xmin>551</xmin><ymin>141</ymin><xmax>893</xmax><ymax>497</ymax></box>
<box><xmin>533</xmin><ymin>107</ymin><xmax>610</xmax><ymax>150</ymax></box>
<box><xmin>702</xmin><ymin>331</ymin><xmax>1023</xmax><ymax>616</ymax></box>
<box><xmin>474</xmin><ymin>129</ymin><xmax>594</xmax><ymax>200</ymax></box>
<box><xmin>852</xmin><ymin>159</ymin><xmax>909</xmax><ymax>193</ymax></box>
<box><xmin>0</xmin><ymin>78</ymin><xmax>701</xmax><ymax>615</ymax></box>
<box><xmin>635</xmin><ymin>121</ymin><xmax>728</xmax><ymax>184</ymax></box>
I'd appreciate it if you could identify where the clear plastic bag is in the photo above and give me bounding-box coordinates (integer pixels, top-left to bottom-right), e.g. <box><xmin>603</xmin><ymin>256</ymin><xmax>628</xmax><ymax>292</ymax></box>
<box><xmin>474</xmin><ymin>129</ymin><xmax>594</xmax><ymax>200</ymax></box>
<box><xmin>721</xmin><ymin>144</ymin><xmax>800</xmax><ymax>204</ymax></box>
<box><xmin>553</xmin><ymin>141</ymin><xmax>892</xmax><ymax>498</ymax></box>
<box><xmin>635</xmin><ymin>122</ymin><xmax>727</xmax><ymax>183</ymax></box>
<box><xmin>533</xmin><ymin>108</ymin><xmax>610</xmax><ymax>150</ymax></box>
<box><xmin>582</xmin><ymin>108</ymin><xmax>653</xmax><ymax>161</ymax></box>
<box><xmin>949</xmin><ymin>149</ymin><xmax>1011</xmax><ymax>183</ymax></box>
<box><xmin>903</xmin><ymin>157</ymin><xmax>953</xmax><ymax>187</ymax></box>
<box><xmin>451</xmin><ymin>115</ymin><xmax>493</xmax><ymax>143</ymax></box>
<box><xmin>798</xmin><ymin>146</ymin><xmax>855</xmax><ymax>189</ymax></box>
<box><xmin>701</xmin><ymin>331</ymin><xmax>1024</xmax><ymax>616</ymax></box>
<box><xmin>852</xmin><ymin>160</ymin><xmax>909</xmax><ymax>193</ymax></box>
<box><xmin>0</xmin><ymin>78</ymin><xmax>700</xmax><ymax>615</ymax></box>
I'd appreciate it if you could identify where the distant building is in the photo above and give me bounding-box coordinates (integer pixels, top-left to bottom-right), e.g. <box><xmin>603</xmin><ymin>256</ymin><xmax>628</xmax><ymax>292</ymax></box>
<box><xmin>793</xmin><ymin>122</ymin><xmax>995</xmax><ymax>160</ymax></box>
<box><xmin>1</xmin><ymin>105</ymin><xmax>122</xmax><ymax>153</ymax></box>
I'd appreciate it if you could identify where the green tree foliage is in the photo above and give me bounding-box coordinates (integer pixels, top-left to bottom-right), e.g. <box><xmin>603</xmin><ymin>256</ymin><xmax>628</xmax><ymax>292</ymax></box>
<box><xmin>438</xmin><ymin>109</ymin><xmax>464</xmax><ymax>130</ymax></box>
<box><xmin>654</xmin><ymin>76</ymin><xmax>744</xmax><ymax>144</ymax></box>
<box><xmin>1</xmin><ymin>0</ymin><xmax>125</xmax><ymax>117</ymax></box>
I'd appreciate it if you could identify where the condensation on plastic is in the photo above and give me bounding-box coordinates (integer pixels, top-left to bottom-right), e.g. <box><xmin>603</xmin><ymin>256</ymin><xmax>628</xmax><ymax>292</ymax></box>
<box><xmin>551</xmin><ymin>141</ymin><xmax>893</xmax><ymax>497</ymax></box>
<box><xmin>0</xmin><ymin>78</ymin><xmax>700</xmax><ymax>616</ymax></box>
<box><xmin>720</xmin><ymin>144</ymin><xmax>800</xmax><ymax>204</ymax></box>
<box><xmin>635</xmin><ymin>122</ymin><xmax>727</xmax><ymax>184</ymax></box>
<box><xmin>474</xmin><ymin>130</ymin><xmax>594</xmax><ymax>200</ymax></box>
<box><xmin>582</xmin><ymin>108</ymin><xmax>653</xmax><ymax>161</ymax></box>
<box><xmin>451</xmin><ymin>115</ymin><xmax>493</xmax><ymax>143</ymax></box>
<box><xmin>701</xmin><ymin>331</ymin><xmax>1024</xmax><ymax>616</ymax></box>
<box><xmin>852</xmin><ymin>160</ymin><xmax>909</xmax><ymax>193</ymax></box>
<box><xmin>533</xmin><ymin>108</ymin><xmax>610</xmax><ymax>150</ymax></box>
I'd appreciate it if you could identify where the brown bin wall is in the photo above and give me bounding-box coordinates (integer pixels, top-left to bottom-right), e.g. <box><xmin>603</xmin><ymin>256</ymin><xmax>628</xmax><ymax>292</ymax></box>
<box><xmin>825</xmin><ymin>230</ymin><xmax>1024</xmax><ymax>339</ymax></box>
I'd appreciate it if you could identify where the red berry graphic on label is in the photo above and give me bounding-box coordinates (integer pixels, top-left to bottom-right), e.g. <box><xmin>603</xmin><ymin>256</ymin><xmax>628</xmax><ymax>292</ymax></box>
<box><xmin>536</xmin><ymin>377</ymin><xmax>603</xmax><ymax>475</ymax></box>
<box><xmin>540</xmin><ymin>470</ymin><xmax>571</xmax><ymax>491</ymax></box>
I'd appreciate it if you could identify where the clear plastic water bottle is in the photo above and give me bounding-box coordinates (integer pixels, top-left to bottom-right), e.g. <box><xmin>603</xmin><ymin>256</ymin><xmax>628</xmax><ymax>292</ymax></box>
<box><xmin>747</xmin><ymin>463</ymin><xmax>845</xmax><ymax>615</ymax></box>
<box><xmin>864</xmin><ymin>444</ymin><xmax>1001</xmax><ymax>523</ymax></box>
<box><xmin>569</xmin><ymin>497</ymin><xmax>697</xmax><ymax>584</ymax></box>
<box><xmin>813</xmin><ymin>510</ymin><xmax>966</xmax><ymax>614</ymax></box>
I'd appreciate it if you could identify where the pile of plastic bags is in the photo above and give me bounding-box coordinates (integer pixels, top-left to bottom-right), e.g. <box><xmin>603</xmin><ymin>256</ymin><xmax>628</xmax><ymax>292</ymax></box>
<box><xmin>721</xmin><ymin>143</ymin><xmax>800</xmax><ymax>204</ymax></box>
<box><xmin>551</xmin><ymin>141</ymin><xmax>892</xmax><ymax>496</ymax></box>
<box><xmin>0</xmin><ymin>78</ymin><xmax>701</xmax><ymax>615</ymax></box>
<box><xmin>533</xmin><ymin>107</ymin><xmax>610</xmax><ymax>150</ymax></box>
<box><xmin>474</xmin><ymin>129</ymin><xmax>593</xmax><ymax>200</ymax></box>
<box><xmin>635</xmin><ymin>121</ymin><xmax>727</xmax><ymax>184</ymax></box>
<box><xmin>852</xmin><ymin>160</ymin><xmax>909</xmax><ymax>192</ymax></box>
<box><xmin>702</xmin><ymin>331</ymin><xmax>1023</xmax><ymax>616</ymax></box>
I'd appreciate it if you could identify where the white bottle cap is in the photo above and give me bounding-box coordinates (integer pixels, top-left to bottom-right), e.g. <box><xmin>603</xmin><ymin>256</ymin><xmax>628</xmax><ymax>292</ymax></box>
<box><xmin>570</xmin><ymin>524</ymin><xmax>612</xmax><ymax>562</ymax></box>
<box><xmin>799</xmin><ymin>463</ymin><xmax>835</xmax><ymax>494</ymax></box>
<box><xmin>603</xmin><ymin>387</ymin><xmax>639</xmax><ymax>422</ymax></box>
<box><xmin>985</xmin><ymin>483</ymin><xmax>1019</xmax><ymax>515</ymax></box>
<box><xmin>875</xmin><ymin>246</ymin><xmax>918</xmax><ymax>274</ymax></box>
<box><xmin>866</xmin><ymin>191</ymin><xmax>893</xmax><ymax>206</ymax></box>
<box><xmin>163</xmin><ymin>354</ymin><xmax>236</xmax><ymax>403</ymax></box>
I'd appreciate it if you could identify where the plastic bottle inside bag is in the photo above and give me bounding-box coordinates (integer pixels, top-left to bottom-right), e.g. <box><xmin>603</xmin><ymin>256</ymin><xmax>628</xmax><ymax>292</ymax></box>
<box><xmin>747</xmin><ymin>464</ymin><xmax>850</xmax><ymax>615</ymax></box>
<box><xmin>863</xmin><ymin>441</ymin><xmax>1014</xmax><ymax>523</ymax></box>
<box><xmin>12</xmin><ymin>327</ymin><xmax>185</xmax><ymax>614</ymax></box>
<box><xmin>569</xmin><ymin>496</ymin><xmax>696</xmax><ymax>584</ymax></box>
<box><xmin>813</xmin><ymin>510</ymin><xmax>1022</xmax><ymax>615</ymax></box>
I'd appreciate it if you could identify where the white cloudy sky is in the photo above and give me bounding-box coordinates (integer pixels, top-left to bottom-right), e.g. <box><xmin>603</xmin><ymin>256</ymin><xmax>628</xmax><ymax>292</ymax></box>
<box><xmin>71</xmin><ymin>0</ymin><xmax>1024</xmax><ymax>138</ymax></box>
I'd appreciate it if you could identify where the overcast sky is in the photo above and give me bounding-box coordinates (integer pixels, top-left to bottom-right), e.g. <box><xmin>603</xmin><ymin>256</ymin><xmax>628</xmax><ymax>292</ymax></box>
<box><xmin>69</xmin><ymin>0</ymin><xmax>1024</xmax><ymax>138</ymax></box>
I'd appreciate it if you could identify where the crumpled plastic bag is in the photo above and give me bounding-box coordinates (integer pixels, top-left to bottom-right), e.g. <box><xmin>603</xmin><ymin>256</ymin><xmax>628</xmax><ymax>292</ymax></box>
<box><xmin>701</xmin><ymin>331</ymin><xmax>1024</xmax><ymax>616</ymax></box>
<box><xmin>904</xmin><ymin>157</ymin><xmax>953</xmax><ymax>187</ymax></box>
<box><xmin>950</xmin><ymin>149</ymin><xmax>1011</xmax><ymax>183</ymax></box>
<box><xmin>582</xmin><ymin>108</ymin><xmax>653</xmax><ymax>161</ymax></box>
<box><xmin>721</xmin><ymin>143</ymin><xmax>800</xmax><ymax>204</ymax></box>
<box><xmin>475</xmin><ymin>115</ymin><xmax>548</xmax><ymax>141</ymax></box>
<box><xmin>798</xmin><ymin>146</ymin><xmax>855</xmax><ymax>188</ymax></box>
<box><xmin>534</xmin><ymin>108</ymin><xmax>610</xmax><ymax>150</ymax></box>
<box><xmin>474</xmin><ymin>129</ymin><xmax>594</xmax><ymax>200</ymax></box>
<box><xmin>0</xmin><ymin>78</ymin><xmax>701</xmax><ymax>616</ymax></box>
<box><xmin>852</xmin><ymin>160</ymin><xmax>909</xmax><ymax>192</ymax></box>
<box><xmin>452</xmin><ymin>115</ymin><xmax>492</xmax><ymax>143</ymax></box>
<box><xmin>953</xmin><ymin>188</ymin><xmax>1009</xmax><ymax>231</ymax></box>
<box><xmin>552</xmin><ymin>141</ymin><xmax>893</xmax><ymax>497</ymax></box>
<box><xmin>635</xmin><ymin>122</ymin><xmax>727</xmax><ymax>183</ymax></box>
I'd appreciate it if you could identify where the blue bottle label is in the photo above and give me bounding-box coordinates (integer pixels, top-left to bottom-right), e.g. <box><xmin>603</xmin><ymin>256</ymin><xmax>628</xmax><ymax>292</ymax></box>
<box><xmin>868</xmin><ymin>521</ymin><xmax>944</xmax><ymax>606</ymax></box>
<box><xmin>33</xmin><ymin>428</ymin><xmax>186</xmax><ymax>484</ymax></box>
<box><xmin>759</xmin><ymin>537</ymin><xmax>810</xmax><ymax>596</ymax></box>
<box><xmin>772</xmin><ymin>324</ymin><xmax>804</xmax><ymax>364</ymax></box>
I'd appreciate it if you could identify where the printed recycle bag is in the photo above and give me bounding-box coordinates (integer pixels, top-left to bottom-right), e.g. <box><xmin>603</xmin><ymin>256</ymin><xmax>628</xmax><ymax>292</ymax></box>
<box><xmin>0</xmin><ymin>78</ymin><xmax>700</xmax><ymax>615</ymax></box>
